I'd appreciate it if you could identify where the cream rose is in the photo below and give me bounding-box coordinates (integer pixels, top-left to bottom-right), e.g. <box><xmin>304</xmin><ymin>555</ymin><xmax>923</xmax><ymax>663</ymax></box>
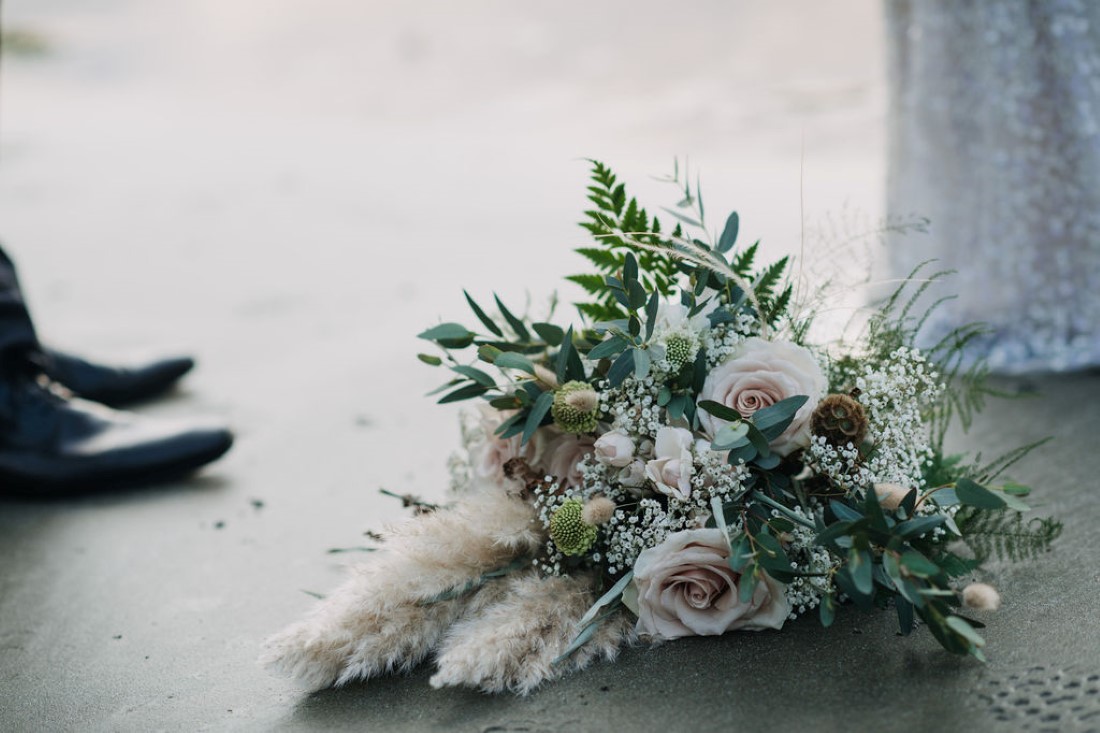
<box><xmin>593</xmin><ymin>430</ymin><xmax>635</xmax><ymax>468</ymax></box>
<box><xmin>545</xmin><ymin>434</ymin><xmax>596</xmax><ymax>488</ymax></box>
<box><xmin>644</xmin><ymin>426</ymin><xmax>695</xmax><ymax>501</ymax></box>
<box><xmin>698</xmin><ymin>337</ymin><xmax>827</xmax><ymax>456</ymax></box>
<box><xmin>633</xmin><ymin>528</ymin><xmax>789</xmax><ymax>639</ymax></box>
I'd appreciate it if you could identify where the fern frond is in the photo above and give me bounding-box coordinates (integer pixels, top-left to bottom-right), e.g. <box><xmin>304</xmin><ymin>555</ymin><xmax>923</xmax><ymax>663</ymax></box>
<box><xmin>569</xmin><ymin>160</ymin><xmax>682</xmax><ymax>322</ymax></box>
<box><xmin>753</xmin><ymin>257</ymin><xmax>789</xmax><ymax>301</ymax></box>
<box><xmin>565</xmin><ymin>273</ymin><xmax>607</xmax><ymax>295</ymax></box>
<box><xmin>731</xmin><ymin>241</ymin><xmax>759</xmax><ymax>278</ymax></box>
<box><xmin>957</xmin><ymin>508</ymin><xmax>1063</xmax><ymax>563</ymax></box>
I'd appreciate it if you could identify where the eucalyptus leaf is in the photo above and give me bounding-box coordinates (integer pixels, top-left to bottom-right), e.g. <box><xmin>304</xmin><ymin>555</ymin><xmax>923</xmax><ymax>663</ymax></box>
<box><xmin>438</xmin><ymin>382</ymin><xmax>489</xmax><ymax>404</ymax></box>
<box><xmin>829</xmin><ymin>500</ymin><xmax>864</xmax><ymax>523</ymax></box>
<box><xmin>578</xmin><ymin>571</ymin><xmax>634</xmax><ymax>628</ymax></box>
<box><xmin>745</xmin><ymin>424</ymin><xmax>772</xmax><ymax>458</ymax></box>
<box><xmin>418</xmin><ymin>323</ymin><xmax>474</xmax><ymax>343</ymax></box>
<box><xmin>633</xmin><ymin>348</ymin><xmax>651</xmax><ymax>380</ymax></box>
<box><xmin>660</xmin><ymin>206</ymin><xmax>703</xmax><ymax>228</ymax></box>
<box><xmin>495</xmin><ymin>352</ymin><xmax>536</xmax><ymax>375</ymax></box>
<box><xmin>819</xmin><ymin>592</ymin><xmax>836</xmax><ymax>627</ymax></box>
<box><xmin>623</xmin><ymin>253</ymin><xmax>638</xmax><ymax>285</ymax></box>
<box><xmin>463</xmin><ymin>291</ymin><xmax>504</xmax><ymax>337</ymax></box>
<box><xmin>728</xmin><ymin>534</ymin><xmax>753</xmax><ymax>572</ymax></box>
<box><xmin>477</xmin><ymin>344</ymin><xmax>503</xmax><ymax>363</ymax></box>
<box><xmin>899</xmin><ymin>550</ymin><xmax>940</xmax><ymax>578</ymax></box>
<box><xmin>1000</xmin><ymin>491</ymin><xmax>1031</xmax><ymax>513</ymax></box>
<box><xmin>450</xmin><ymin>365</ymin><xmax>495</xmax><ymax>387</ymax></box>
<box><xmin>699</xmin><ymin>400</ymin><xmax>743</xmax><ymax>423</ymax></box>
<box><xmin>556</xmin><ymin>326</ymin><xmax>576</xmax><ymax>383</ymax></box>
<box><xmin>495</xmin><ymin>411</ymin><xmax>525</xmax><ymax>439</ymax></box>
<box><xmin>711</xmin><ymin>422</ymin><xmax>750</xmax><ymax>451</ymax></box>
<box><xmin>931</xmin><ymin>488</ymin><xmax>960</xmax><ymax>506</ymax></box>
<box><xmin>726</xmin><ymin>442</ymin><xmax>758</xmax><ymax>465</ymax></box>
<box><xmin>718</xmin><ymin>211</ymin><xmax>740</xmax><ymax>253</ymax></box>
<box><xmin>532</xmin><ymin>322</ymin><xmax>565</xmax><ymax>346</ymax></box>
<box><xmin>814</xmin><ymin>519</ymin><xmax>855</xmax><ymax>547</ymax></box>
<box><xmin>738</xmin><ymin>565</ymin><xmax>759</xmax><ymax>604</ymax></box>
<box><xmin>645</xmin><ymin>292</ymin><xmax>660</xmax><ymax>341</ymax></box>
<box><xmin>417</xmin><ymin>353</ymin><xmax>443</xmax><ymax>366</ymax></box>
<box><xmin>753</xmin><ymin>452</ymin><xmax>782</xmax><ymax>469</ymax></box>
<box><xmin>849</xmin><ymin>547</ymin><xmax>873</xmax><ymax>596</ymax></box>
<box><xmin>494</xmin><ymin>294</ymin><xmax>530</xmax><ymax>342</ymax></box>
<box><xmin>956</xmin><ymin>478</ymin><xmax>1007</xmax><ymax>510</ymax></box>
<box><xmin>752</xmin><ymin>395</ymin><xmax>809</xmax><ymax>441</ymax></box>
<box><xmin>896</xmin><ymin>596</ymin><xmax>915</xmax><ymax>635</ymax></box>
<box><xmin>755</xmin><ymin>533</ymin><xmax>791</xmax><ymax>574</ymax></box>
<box><xmin>883</xmin><ymin>552</ymin><xmax>923</xmax><ymax>607</ymax></box>
<box><xmin>522</xmin><ymin>390</ymin><xmax>554</xmax><ymax>444</ymax></box>
<box><xmin>588</xmin><ymin>335</ymin><xmax>628</xmax><ymax>361</ymax></box>
<box><xmin>946</xmin><ymin>616</ymin><xmax>986</xmax><ymax>648</ymax></box>
<box><xmin>895</xmin><ymin>514</ymin><xmax>946</xmax><ymax>539</ymax></box>
<box><xmin>608</xmin><ymin>349</ymin><xmax>636</xmax><ymax>387</ymax></box>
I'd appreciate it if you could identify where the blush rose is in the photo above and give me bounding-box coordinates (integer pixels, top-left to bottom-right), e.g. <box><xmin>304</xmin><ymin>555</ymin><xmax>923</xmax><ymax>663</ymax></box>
<box><xmin>698</xmin><ymin>337</ymin><xmax>827</xmax><ymax>456</ymax></box>
<box><xmin>632</xmin><ymin>528</ymin><xmax>789</xmax><ymax>639</ymax></box>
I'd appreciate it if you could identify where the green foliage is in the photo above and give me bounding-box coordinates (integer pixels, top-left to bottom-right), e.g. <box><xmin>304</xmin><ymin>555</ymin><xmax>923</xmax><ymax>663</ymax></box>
<box><xmin>852</xmin><ymin>261</ymin><xmax>1009</xmax><ymax>453</ymax></box>
<box><xmin>955</xmin><ymin>508</ymin><xmax>1063</xmax><ymax>563</ymax></box>
<box><xmin>752</xmin><ymin>256</ymin><xmax>794</xmax><ymax>325</ymax></box>
<box><xmin>572</xmin><ymin>161</ymin><xmax>682</xmax><ymax>322</ymax></box>
<box><xmin>811</xmin><ymin>487</ymin><xmax>991</xmax><ymax>659</ymax></box>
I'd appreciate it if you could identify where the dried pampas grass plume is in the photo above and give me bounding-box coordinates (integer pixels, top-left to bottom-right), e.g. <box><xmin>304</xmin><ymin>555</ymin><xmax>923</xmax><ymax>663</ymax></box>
<box><xmin>430</xmin><ymin>571</ymin><xmax>635</xmax><ymax>694</ymax></box>
<box><xmin>261</xmin><ymin>482</ymin><xmax>543</xmax><ymax>690</ymax></box>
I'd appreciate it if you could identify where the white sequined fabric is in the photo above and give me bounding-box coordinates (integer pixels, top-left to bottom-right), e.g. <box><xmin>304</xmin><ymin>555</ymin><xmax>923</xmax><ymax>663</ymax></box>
<box><xmin>885</xmin><ymin>0</ymin><xmax>1100</xmax><ymax>374</ymax></box>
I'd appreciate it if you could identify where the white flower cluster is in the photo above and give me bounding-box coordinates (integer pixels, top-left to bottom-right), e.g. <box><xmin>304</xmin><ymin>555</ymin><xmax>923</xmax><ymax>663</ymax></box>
<box><xmin>530</xmin><ymin>479</ymin><xmax>574</xmax><ymax>577</ymax></box>
<box><xmin>702</xmin><ymin>317</ymin><xmax>756</xmax><ymax>369</ymax></box>
<box><xmin>805</xmin><ymin>435</ymin><xmax>873</xmax><ymax>492</ymax></box>
<box><xmin>856</xmin><ymin>347</ymin><xmax>941</xmax><ymax>488</ymax></box>
<box><xmin>807</xmin><ymin>346</ymin><xmax>941</xmax><ymax>493</ymax></box>
<box><xmin>774</xmin><ymin>506</ymin><xmax>838</xmax><ymax>618</ymax></box>
<box><xmin>597</xmin><ymin>376</ymin><xmax>664</xmax><ymax>436</ymax></box>
<box><xmin>603</xmin><ymin>496</ymin><xmax>682</xmax><ymax>576</ymax></box>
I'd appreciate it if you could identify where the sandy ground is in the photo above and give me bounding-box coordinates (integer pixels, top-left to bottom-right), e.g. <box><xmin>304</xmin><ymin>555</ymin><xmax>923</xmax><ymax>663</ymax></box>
<box><xmin>2</xmin><ymin>1</ymin><xmax>1098</xmax><ymax>731</ymax></box>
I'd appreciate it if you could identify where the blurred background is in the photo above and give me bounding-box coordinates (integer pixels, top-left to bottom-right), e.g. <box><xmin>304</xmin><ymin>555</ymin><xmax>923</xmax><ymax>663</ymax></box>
<box><xmin>0</xmin><ymin>1</ymin><xmax>900</xmax><ymax>729</ymax></box>
<box><xmin>0</xmin><ymin>0</ymin><xmax>886</xmax><ymax>507</ymax></box>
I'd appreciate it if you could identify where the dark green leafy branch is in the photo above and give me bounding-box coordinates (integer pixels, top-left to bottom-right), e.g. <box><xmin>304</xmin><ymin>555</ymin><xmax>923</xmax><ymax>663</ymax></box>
<box><xmin>417</xmin><ymin>291</ymin><xmax>586</xmax><ymax>445</ymax></box>
<box><xmin>571</xmin><ymin>160</ymin><xmax>793</xmax><ymax>332</ymax></box>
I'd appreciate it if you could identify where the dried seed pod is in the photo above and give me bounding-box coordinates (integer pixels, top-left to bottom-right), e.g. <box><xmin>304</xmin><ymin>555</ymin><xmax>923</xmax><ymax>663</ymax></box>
<box><xmin>810</xmin><ymin>393</ymin><xmax>869</xmax><ymax>447</ymax></box>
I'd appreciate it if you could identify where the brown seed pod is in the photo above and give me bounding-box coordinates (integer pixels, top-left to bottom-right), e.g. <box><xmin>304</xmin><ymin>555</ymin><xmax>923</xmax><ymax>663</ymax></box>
<box><xmin>811</xmin><ymin>393</ymin><xmax>869</xmax><ymax>447</ymax></box>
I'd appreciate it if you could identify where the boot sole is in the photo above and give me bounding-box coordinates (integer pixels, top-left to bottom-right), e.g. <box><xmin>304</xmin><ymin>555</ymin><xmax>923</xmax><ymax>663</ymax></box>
<box><xmin>0</xmin><ymin>435</ymin><xmax>233</xmax><ymax>499</ymax></box>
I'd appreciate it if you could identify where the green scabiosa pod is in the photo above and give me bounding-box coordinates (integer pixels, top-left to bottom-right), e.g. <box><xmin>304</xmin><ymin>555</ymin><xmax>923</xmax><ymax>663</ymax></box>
<box><xmin>551</xmin><ymin>381</ymin><xmax>600</xmax><ymax>434</ymax></box>
<box><xmin>549</xmin><ymin>499</ymin><xmax>598</xmax><ymax>556</ymax></box>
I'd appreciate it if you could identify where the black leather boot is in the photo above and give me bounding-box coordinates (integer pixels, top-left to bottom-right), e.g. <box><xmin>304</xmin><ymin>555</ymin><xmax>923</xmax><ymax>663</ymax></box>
<box><xmin>0</xmin><ymin>364</ymin><xmax>233</xmax><ymax>497</ymax></box>
<box><xmin>40</xmin><ymin>348</ymin><xmax>195</xmax><ymax>406</ymax></box>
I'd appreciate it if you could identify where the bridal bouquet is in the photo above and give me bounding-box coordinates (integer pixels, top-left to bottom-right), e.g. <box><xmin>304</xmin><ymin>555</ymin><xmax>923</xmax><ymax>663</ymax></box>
<box><xmin>263</xmin><ymin>161</ymin><xmax>1060</xmax><ymax>694</ymax></box>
